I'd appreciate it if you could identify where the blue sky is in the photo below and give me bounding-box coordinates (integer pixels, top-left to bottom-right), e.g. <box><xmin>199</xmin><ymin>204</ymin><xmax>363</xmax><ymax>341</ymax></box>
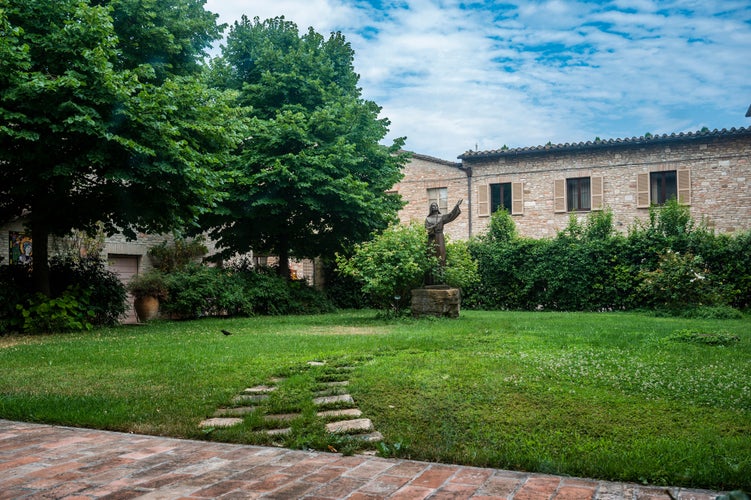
<box><xmin>204</xmin><ymin>0</ymin><xmax>751</xmax><ymax>160</ymax></box>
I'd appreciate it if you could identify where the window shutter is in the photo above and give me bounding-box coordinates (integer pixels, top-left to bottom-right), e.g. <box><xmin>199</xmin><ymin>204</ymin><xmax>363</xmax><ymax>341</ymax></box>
<box><xmin>554</xmin><ymin>179</ymin><xmax>566</xmax><ymax>213</ymax></box>
<box><xmin>677</xmin><ymin>168</ymin><xmax>691</xmax><ymax>205</ymax></box>
<box><xmin>590</xmin><ymin>176</ymin><xmax>603</xmax><ymax>211</ymax></box>
<box><xmin>478</xmin><ymin>184</ymin><xmax>489</xmax><ymax>217</ymax></box>
<box><xmin>511</xmin><ymin>182</ymin><xmax>523</xmax><ymax>215</ymax></box>
<box><xmin>636</xmin><ymin>172</ymin><xmax>650</xmax><ymax>208</ymax></box>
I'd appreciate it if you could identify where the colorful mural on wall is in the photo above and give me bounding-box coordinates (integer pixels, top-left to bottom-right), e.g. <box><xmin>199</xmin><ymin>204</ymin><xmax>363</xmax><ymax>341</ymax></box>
<box><xmin>9</xmin><ymin>231</ymin><xmax>32</xmax><ymax>265</ymax></box>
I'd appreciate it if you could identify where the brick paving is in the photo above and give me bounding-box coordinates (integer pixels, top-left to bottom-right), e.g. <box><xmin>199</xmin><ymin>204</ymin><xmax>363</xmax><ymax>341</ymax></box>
<box><xmin>0</xmin><ymin>419</ymin><xmax>724</xmax><ymax>499</ymax></box>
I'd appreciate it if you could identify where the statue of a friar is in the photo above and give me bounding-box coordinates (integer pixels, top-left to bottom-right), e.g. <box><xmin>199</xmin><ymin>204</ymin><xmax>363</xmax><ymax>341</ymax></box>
<box><xmin>425</xmin><ymin>199</ymin><xmax>462</xmax><ymax>284</ymax></box>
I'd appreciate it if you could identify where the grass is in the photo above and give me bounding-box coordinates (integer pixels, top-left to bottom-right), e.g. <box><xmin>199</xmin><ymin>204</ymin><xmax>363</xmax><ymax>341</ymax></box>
<box><xmin>0</xmin><ymin>310</ymin><xmax>749</xmax><ymax>491</ymax></box>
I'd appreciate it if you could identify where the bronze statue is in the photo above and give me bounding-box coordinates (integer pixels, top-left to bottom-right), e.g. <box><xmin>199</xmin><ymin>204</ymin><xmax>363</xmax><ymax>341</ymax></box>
<box><xmin>425</xmin><ymin>199</ymin><xmax>462</xmax><ymax>284</ymax></box>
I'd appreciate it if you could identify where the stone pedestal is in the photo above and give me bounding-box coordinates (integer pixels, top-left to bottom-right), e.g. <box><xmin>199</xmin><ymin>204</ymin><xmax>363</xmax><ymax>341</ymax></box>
<box><xmin>411</xmin><ymin>285</ymin><xmax>461</xmax><ymax>318</ymax></box>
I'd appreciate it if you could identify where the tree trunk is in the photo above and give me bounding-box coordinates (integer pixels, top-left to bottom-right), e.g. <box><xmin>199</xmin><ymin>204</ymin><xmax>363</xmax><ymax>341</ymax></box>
<box><xmin>277</xmin><ymin>244</ymin><xmax>290</xmax><ymax>280</ymax></box>
<box><xmin>31</xmin><ymin>215</ymin><xmax>51</xmax><ymax>297</ymax></box>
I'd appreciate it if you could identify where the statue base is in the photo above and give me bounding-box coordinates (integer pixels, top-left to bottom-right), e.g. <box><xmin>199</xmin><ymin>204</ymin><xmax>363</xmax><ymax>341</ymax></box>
<box><xmin>411</xmin><ymin>285</ymin><xmax>461</xmax><ymax>318</ymax></box>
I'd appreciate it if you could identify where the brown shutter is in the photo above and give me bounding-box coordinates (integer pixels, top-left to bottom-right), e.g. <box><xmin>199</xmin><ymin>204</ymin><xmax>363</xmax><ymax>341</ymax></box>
<box><xmin>591</xmin><ymin>176</ymin><xmax>603</xmax><ymax>211</ymax></box>
<box><xmin>554</xmin><ymin>179</ymin><xmax>566</xmax><ymax>213</ymax></box>
<box><xmin>478</xmin><ymin>184</ymin><xmax>489</xmax><ymax>217</ymax></box>
<box><xmin>511</xmin><ymin>182</ymin><xmax>523</xmax><ymax>215</ymax></box>
<box><xmin>677</xmin><ymin>168</ymin><xmax>691</xmax><ymax>205</ymax></box>
<box><xmin>636</xmin><ymin>172</ymin><xmax>650</xmax><ymax>208</ymax></box>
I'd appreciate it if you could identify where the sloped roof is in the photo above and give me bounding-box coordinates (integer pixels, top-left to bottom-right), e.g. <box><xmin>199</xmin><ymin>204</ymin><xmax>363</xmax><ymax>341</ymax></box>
<box><xmin>458</xmin><ymin>127</ymin><xmax>751</xmax><ymax>160</ymax></box>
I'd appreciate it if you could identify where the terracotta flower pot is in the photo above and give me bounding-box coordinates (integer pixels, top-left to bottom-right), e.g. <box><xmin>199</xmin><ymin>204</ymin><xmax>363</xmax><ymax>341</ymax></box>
<box><xmin>133</xmin><ymin>296</ymin><xmax>160</xmax><ymax>322</ymax></box>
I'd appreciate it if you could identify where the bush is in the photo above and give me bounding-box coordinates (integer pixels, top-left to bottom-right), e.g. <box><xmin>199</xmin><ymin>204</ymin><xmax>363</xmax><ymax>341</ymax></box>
<box><xmin>1</xmin><ymin>256</ymin><xmax>126</xmax><ymax>333</ymax></box>
<box><xmin>160</xmin><ymin>264</ymin><xmax>334</xmax><ymax>319</ymax></box>
<box><xmin>17</xmin><ymin>286</ymin><xmax>95</xmax><ymax>334</ymax></box>
<box><xmin>336</xmin><ymin>223</ymin><xmax>437</xmax><ymax>313</ymax></box>
<box><xmin>467</xmin><ymin>204</ymin><xmax>750</xmax><ymax>313</ymax></box>
<box><xmin>50</xmin><ymin>256</ymin><xmax>127</xmax><ymax>326</ymax></box>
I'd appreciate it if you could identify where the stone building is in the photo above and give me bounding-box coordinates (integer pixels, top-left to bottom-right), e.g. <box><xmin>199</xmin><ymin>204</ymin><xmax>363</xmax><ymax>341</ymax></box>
<box><xmin>395</xmin><ymin>127</ymin><xmax>751</xmax><ymax>240</ymax></box>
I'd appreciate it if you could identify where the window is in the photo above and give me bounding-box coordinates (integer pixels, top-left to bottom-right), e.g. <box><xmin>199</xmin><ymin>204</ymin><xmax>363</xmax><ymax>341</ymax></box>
<box><xmin>636</xmin><ymin>169</ymin><xmax>691</xmax><ymax>208</ymax></box>
<box><xmin>650</xmin><ymin>171</ymin><xmax>677</xmax><ymax>205</ymax></box>
<box><xmin>427</xmin><ymin>187</ymin><xmax>448</xmax><ymax>213</ymax></box>
<box><xmin>554</xmin><ymin>176</ymin><xmax>603</xmax><ymax>213</ymax></box>
<box><xmin>567</xmin><ymin>177</ymin><xmax>591</xmax><ymax>211</ymax></box>
<box><xmin>490</xmin><ymin>182</ymin><xmax>512</xmax><ymax>213</ymax></box>
<box><xmin>478</xmin><ymin>181</ymin><xmax>523</xmax><ymax>216</ymax></box>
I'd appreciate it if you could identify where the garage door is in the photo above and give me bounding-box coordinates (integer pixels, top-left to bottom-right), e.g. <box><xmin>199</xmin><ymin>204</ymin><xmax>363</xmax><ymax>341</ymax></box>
<box><xmin>107</xmin><ymin>254</ymin><xmax>139</xmax><ymax>324</ymax></box>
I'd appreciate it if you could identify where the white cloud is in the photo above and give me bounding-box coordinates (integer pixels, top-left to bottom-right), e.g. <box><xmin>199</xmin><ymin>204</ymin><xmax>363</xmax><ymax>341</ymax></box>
<box><xmin>204</xmin><ymin>0</ymin><xmax>751</xmax><ymax>159</ymax></box>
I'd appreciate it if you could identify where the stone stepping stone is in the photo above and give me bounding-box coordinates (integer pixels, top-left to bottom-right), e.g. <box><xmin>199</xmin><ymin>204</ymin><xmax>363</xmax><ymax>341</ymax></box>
<box><xmin>244</xmin><ymin>385</ymin><xmax>277</xmax><ymax>394</ymax></box>
<box><xmin>265</xmin><ymin>427</ymin><xmax>291</xmax><ymax>436</ymax></box>
<box><xmin>199</xmin><ymin>417</ymin><xmax>243</xmax><ymax>428</ymax></box>
<box><xmin>324</xmin><ymin>381</ymin><xmax>349</xmax><ymax>387</ymax></box>
<box><xmin>213</xmin><ymin>406</ymin><xmax>256</xmax><ymax>417</ymax></box>
<box><xmin>354</xmin><ymin>431</ymin><xmax>384</xmax><ymax>443</ymax></box>
<box><xmin>264</xmin><ymin>413</ymin><xmax>300</xmax><ymax>423</ymax></box>
<box><xmin>313</xmin><ymin>394</ymin><xmax>354</xmax><ymax>406</ymax></box>
<box><xmin>307</xmin><ymin>361</ymin><xmax>326</xmax><ymax>366</ymax></box>
<box><xmin>326</xmin><ymin>418</ymin><xmax>373</xmax><ymax>434</ymax></box>
<box><xmin>317</xmin><ymin>408</ymin><xmax>362</xmax><ymax>419</ymax></box>
<box><xmin>232</xmin><ymin>394</ymin><xmax>269</xmax><ymax>404</ymax></box>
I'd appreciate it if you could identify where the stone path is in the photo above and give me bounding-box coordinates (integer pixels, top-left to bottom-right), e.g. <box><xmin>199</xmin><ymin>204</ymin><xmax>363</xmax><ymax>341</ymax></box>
<box><xmin>199</xmin><ymin>361</ymin><xmax>383</xmax><ymax>447</ymax></box>
<box><xmin>0</xmin><ymin>419</ymin><xmax>725</xmax><ymax>499</ymax></box>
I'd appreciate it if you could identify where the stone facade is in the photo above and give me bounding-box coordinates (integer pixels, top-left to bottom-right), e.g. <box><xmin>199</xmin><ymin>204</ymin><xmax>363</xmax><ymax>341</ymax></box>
<box><xmin>398</xmin><ymin>128</ymin><xmax>751</xmax><ymax>240</ymax></box>
<box><xmin>393</xmin><ymin>153</ymin><xmax>471</xmax><ymax>242</ymax></box>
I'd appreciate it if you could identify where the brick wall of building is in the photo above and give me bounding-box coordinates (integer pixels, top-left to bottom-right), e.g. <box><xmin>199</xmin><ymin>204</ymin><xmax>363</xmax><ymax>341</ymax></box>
<box><xmin>399</xmin><ymin>129</ymin><xmax>751</xmax><ymax>240</ymax></box>
<box><xmin>393</xmin><ymin>153</ymin><xmax>471</xmax><ymax>242</ymax></box>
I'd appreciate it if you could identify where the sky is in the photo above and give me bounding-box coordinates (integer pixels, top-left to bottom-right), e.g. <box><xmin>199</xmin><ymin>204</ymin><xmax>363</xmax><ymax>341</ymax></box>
<box><xmin>203</xmin><ymin>0</ymin><xmax>751</xmax><ymax>160</ymax></box>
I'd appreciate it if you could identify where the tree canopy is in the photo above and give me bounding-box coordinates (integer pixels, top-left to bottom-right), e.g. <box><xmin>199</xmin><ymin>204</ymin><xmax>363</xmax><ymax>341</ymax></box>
<box><xmin>203</xmin><ymin>16</ymin><xmax>407</xmax><ymax>277</ymax></box>
<box><xmin>0</xmin><ymin>0</ymin><xmax>249</xmax><ymax>294</ymax></box>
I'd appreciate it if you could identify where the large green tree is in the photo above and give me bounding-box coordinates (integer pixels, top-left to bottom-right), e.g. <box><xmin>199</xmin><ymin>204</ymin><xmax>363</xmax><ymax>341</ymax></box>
<box><xmin>204</xmin><ymin>16</ymin><xmax>407</xmax><ymax>278</ymax></box>
<box><xmin>0</xmin><ymin>0</ymin><xmax>248</xmax><ymax>294</ymax></box>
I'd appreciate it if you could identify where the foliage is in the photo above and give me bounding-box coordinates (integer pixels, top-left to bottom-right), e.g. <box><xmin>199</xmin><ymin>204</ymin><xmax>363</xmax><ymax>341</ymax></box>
<box><xmin>50</xmin><ymin>256</ymin><xmax>127</xmax><ymax>326</ymax></box>
<box><xmin>160</xmin><ymin>264</ymin><xmax>334</xmax><ymax>319</ymax></box>
<box><xmin>336</xmin><ymin>223</ymin><xmax>437</xmax><ymax>312</ymax></box>
<box><xmin>0</xmin><ymin>257</ymin><xmax>126</xmax><ymax>333</ymax></box>
<box><xmin>664</xmin><ymin>329</ymin><xmax>740</xmax><ymax>347</ymax></box>
<box><xmin>637</xmin><ymin>251</ymin><xmax>727</xmax><ymax>313</ymax></box>
<box><xmin>126</xmin><ymin>271</ymin><xmax>169</xmax><ymax>300</ymax></box>
<box><xmin>16</xmin><ymin>286</ymin><xmax>95</xmax><ymax>333</ymax></box>
<box><xmin>468</xmin><ymin>202</ymin><xmax>749</xmax><ymax>313</ymax></box>
<box><xmin>148</xmin><ymin>236</ymin><xmax>209</xmax><ymax>273</ymax></box>
<box><xmin>0</xmin><ymin>0</ymin><xmax>249</xmax><ymax>295</ymax></box>
<box><xmin>202</xmin><ymin>16</ymin><xmax>407</xmax><ymax>277</ymax></box>
<box><xmin>443</xmin><ymin>240</ymin><xmax>480</xmax><ymax>294</ymax></box>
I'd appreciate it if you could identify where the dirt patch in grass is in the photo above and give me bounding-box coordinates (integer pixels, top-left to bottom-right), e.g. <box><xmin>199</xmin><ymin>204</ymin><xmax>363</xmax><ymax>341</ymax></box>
<box><xmin>305</xmin><ymin>326</ymin><xmax>390</xmax><ymax>336</ymax></box>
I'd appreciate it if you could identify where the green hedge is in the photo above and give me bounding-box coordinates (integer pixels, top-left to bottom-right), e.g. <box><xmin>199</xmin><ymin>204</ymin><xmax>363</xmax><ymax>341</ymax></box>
<box><xmin>467</xmin><ymin>201</ymin><xmax>750</xmax><ymax>313</ymax></box>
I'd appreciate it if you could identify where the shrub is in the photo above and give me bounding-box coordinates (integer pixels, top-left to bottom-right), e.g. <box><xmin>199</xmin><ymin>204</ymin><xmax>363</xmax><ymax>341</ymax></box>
<box><xmin>50</xmin><ymin>256</ymin><xmax>127</xmax><ymax>326</ymax></box>
<box><xmin>1</xmin><ymin>256</ymin><xmax>126</xmax><ymax>333</ymax></box>
<box><xmin>336</xmin><ymin>223</ymin><xmax>437</xmax><ymax>313</ymax></box>
<box><xmin>637</xmin><ymin>250</ymin><xmax>729</xmax><ymax>313</ymax></box>
<box><xmin>160</xmin><ymin>264</ymin><xmax>334</xmax><ymax>319</ymax></box>
<box><xmin>148</xmin><ymin>236</ymin><xmax>208</xmax><ymax>273</ymax></box>
<box><xmin>126</xmin><ymin>270</ymin><xmax>169</xmax><ymax>301</ymax></box>
<box><xmin>17</xmin><ymin>286</ymin><xmax>95</xmax><ymax>334</ymax></box>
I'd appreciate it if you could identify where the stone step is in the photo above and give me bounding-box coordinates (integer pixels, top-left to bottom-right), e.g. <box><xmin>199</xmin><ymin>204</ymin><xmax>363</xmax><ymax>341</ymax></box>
<box><xmin>244</xmin><ymin>385</ymin><xmax>277</xmax><ymax>394</ymax></box>
<box><xmin>325</xmin><ymin>418</ymin><xmax>373</xmax><ymax>434</ymax></box>
<box><xmin>264</xmin><ymin>413</ymin><xmax>300</xmax><ymax>423</ymax></box>
<box><xmin>317</xmin><ymin>408</ymin><xmax>362</xmax><ymax>419</ymax></box>
<box><xmin>353</xmin><ymin>431</ymin><xmax>384</xmax><ymax>443</ymax></box>
<box><xmin>232</xmin><ymin>394</ymin><xmax>269</xmax><ymax>404</ymax></box>
<box><xmin>213</xmin><ymin>406</ymin><xmax>256</xmax><ymax>417</ymax></box>
<box><xmin>265</xmin><ymin>427</ymin><xmax>291</xmax><ymax>436</ymax></box>
<box><xmin>199</xmin><ymin>417</ymin><xmax>243</xmax><ymax>428</ymax></box>
<box><xmin>313</xmin><ymin>394</ymin><xmax>354</xmax><ymax>406</ymax></box>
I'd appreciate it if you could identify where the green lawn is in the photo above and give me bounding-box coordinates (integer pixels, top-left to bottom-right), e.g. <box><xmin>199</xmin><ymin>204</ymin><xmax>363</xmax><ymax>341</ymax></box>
<box><xmin>1</xmin><ymin>310</ymin><xmax>749</xmax><ymax>491</ymax></box>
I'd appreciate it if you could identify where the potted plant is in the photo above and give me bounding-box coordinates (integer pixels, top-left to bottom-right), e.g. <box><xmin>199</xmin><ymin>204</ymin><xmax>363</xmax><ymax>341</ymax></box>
<box><xmin>126</xmin><ymin>271</ymin><xmax>168</xmax><ymax>322</ymax></box>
